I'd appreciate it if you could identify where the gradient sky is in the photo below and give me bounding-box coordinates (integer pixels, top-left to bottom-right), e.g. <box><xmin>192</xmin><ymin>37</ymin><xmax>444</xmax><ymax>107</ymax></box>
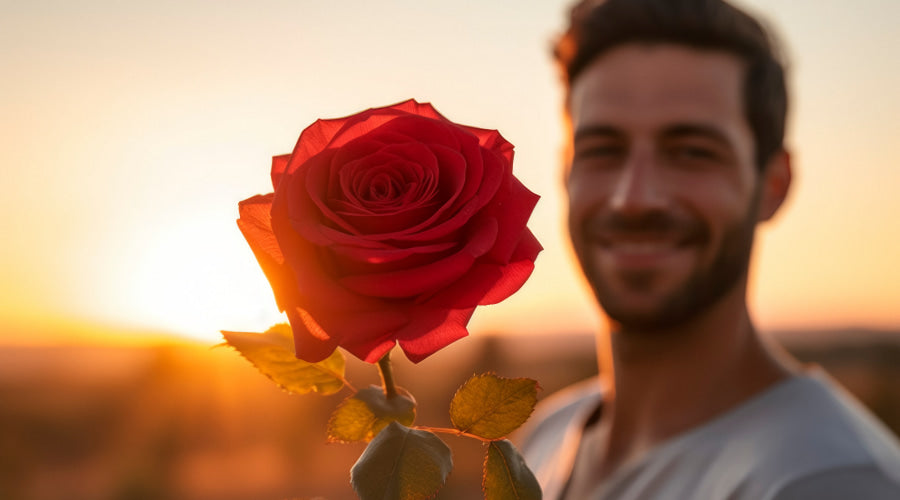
<box><xmin>2</xmin><ymin>0</ymin><xmax>899</xmax><ymax>344</ymax></box>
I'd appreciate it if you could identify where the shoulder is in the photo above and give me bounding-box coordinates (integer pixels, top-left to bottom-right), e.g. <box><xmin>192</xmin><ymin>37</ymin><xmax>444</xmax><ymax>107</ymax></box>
<box><xmin>771</xmin><ymin>465</ymin><xmax>900</xmax><ymax>500</ymax></box>
<box><xmin>515</xmin><ymin>377</ymin><xmax>602</xmax><ymax>467</ymax></box>
<box><xmin>518</xmin><ymin>376</ymin><xmax>602</xmax><ymax>441</ymax></box>
<box><xmin>720</xmin><ymin>369</ymin><xmax>900</xmax><ymax>498</ymax></box>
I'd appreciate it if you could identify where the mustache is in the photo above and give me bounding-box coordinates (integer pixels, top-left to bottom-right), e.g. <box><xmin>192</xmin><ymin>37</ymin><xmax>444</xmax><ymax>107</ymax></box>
<box><xmin>583</xmin><ymin>210</ymin><xmax>707</xmax><ymax>242</ymax></box>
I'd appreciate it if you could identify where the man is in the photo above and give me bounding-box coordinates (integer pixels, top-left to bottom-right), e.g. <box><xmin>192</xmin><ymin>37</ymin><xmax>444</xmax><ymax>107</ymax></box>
<box><xmin>518</xmin><ymin>0</ymin><xmax>900</xmax><ymax>498</ymax></box>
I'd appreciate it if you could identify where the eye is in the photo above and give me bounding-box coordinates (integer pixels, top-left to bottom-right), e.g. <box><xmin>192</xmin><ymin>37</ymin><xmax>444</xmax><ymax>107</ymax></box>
<box><xmin>576</xmin><ymin>145</ymin><xmax>623</xmax><ymax>158</ymax></box>
<box><xmin>572</xmin><ymin>140</ymin><xmax>626</xmax><ymax>170</ymax></box>
<box><xmin>665</xmin><ymin>142</ymin><xmax>728</xmax><ymax>167</ymax></box>
<box><xmin>673</xmin><ymin>145</ymin><xmax>718</xmax><ymax>160</ymax></box>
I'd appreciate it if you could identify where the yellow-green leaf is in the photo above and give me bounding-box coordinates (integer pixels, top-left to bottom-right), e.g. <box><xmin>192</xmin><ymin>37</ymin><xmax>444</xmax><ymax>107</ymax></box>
<box><xmin>327</xmin><ymin>387</ymin><xmax>417</xmax><ymax>443</ymax></box>
<box><xmin>483</xmin><ymin>440</ymin><xmax>542</xmax><ymax>500</ymax></box>
<box><xmin>450</xmin><ymin>373</ymin><xmax>538</xmax><ymax>440</ymax></box>
<box><xmin>351</xmin><ymin>422</ymin><xmax>452</xmax><ymax>500</ymax></box>
<box><xmin>221</xmin><ymin>323</ymin><xmax>345</xmax><ymax>395</ymax></box>
<box><xmin>327</xmin><ymin>397</ymin><xmax>377</xmax><ymax>443</ymax></box>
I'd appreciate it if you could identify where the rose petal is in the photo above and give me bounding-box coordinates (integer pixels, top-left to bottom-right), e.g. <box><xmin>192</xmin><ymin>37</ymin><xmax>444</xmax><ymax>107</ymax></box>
<box><xmin>382</xmin><ymin>115</ymin><xmax>464</xmax><ymax>151</ymax></box>
<box><xmin>338</xmin><ymin>218</ymin><xmax>498</xmax><ymax>298</ymax></box>
<box><xmin>339</xmin><ymin>333</ymin><xmax>398</xmax><ymax>364</ymax></box>
<box><xmin>422</xmin><ymin>229</ymin><xmax>542</xmax><ymax>309</ymax></box>
<box><xmin>310</xmin><ymin>141</ymin><xmax>471</xmax><ymax>242</ymax></box>
<box><xmin>283</xmin><ymin>100</ymin><xmax>439</xmax><ymax>182</ymax></box>
<box><xmin>397</xmin><ymin>307</ymin><xmax>474</xmax><ymax>363</ymax></box>
<box><xmin>288</xmin><ymin>117</ymin><xmax>350</xmax><ymax>173</ymax></box>
<box><xmin>337</xmin><ymin>204</ymin><xmax>439</xmax><ymax>236</ymax></box>
<box><xmin>328</xmin><ymin>241</ymin><xmax>458</xmax><ymax>274</ymax></box>
<box><xmin>388</xmin><ymin>130</ymin><xmax>504</xmax><ymax>243</ymax></box>
<box><xmin>287</xmin><ymin>308</ymin><xmax>340</xmax><ymax>362</ymax></box>
<box><xmin>237</xmin><ymin>194</ymin><xmax>282</xmax><ymax>264</ymax></box>
<box><xmin>479</xmin><ymin>230</ymin><xmax>542</xmax><ymax>304</ymax></box>
<box><xmin>468</xmin><ymin>126</ymin><xmax>515</xmax><ymax>165</ymax></box>
<box><xmin>236</xmin><ymin>193</ymin><xmax>298</xmax><ymax>311</ymax></box>
<box><xmin>385</xmin><ymin>119</ymin><xmax>489</xmax><ymax>217</ymax></box>
<box><xmin>285</xmin><ymin>150</ymin><xmax>360</xmax><ymax>244</ymax></box>
<box><xmin>480</xmin><ymin>174</ymin><xmax>541</xmax><ymax>264</ymax></box>
<box><xmin>271</xmin><ymin>184</ymin><xmax>378</xmax><ymax>309</ymax></box>
<box><xmin>271</xmin><ymin>154</ymin><xmax>291</xmax><ymax>190</ymax></box>
<box><xmin>325</xmin><ymin>108</ymin><xmax>414</xmax><ymax>151</ymax></box>
<box><xmin>335</xmin><ymin>144</ymin><xmax>439</xmax><ymax>212</ymax></box>
<box><xmin>338</xmin><ymin>146</ymin><xmax>437</xmax><ymax>209</ymax></box>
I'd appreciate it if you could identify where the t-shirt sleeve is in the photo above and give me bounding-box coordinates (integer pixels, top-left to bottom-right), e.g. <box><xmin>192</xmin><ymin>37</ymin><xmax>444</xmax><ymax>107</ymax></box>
<box><xmin>772</xmin><ymin>465</ymin><xmax>900</xmax><ymax>500</ymax></box>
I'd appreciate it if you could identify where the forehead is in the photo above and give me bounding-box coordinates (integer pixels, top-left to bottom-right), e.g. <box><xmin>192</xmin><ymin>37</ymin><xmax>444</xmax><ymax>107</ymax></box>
<box><xmin>569</xmin><ymin>44</ymin><xmax>748</xmax><ymax>135</ymax></box>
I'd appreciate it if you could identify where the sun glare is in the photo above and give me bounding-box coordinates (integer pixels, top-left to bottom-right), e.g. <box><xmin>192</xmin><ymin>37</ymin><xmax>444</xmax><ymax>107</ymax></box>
<box><xmin>124</xmin><ymin>209</ymin><xmax>284</xmax><ymax>344</ymax></box>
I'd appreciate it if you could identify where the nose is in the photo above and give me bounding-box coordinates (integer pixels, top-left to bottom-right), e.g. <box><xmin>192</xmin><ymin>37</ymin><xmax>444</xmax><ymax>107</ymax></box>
<box><xmin>610</xmin><ymin>148</ymin><xmax>665</xmax><ymax>214</ymax></box>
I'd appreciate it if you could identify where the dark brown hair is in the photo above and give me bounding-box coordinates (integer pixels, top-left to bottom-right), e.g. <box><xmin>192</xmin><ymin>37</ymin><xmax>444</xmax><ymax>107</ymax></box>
<box><xmin>555</xmin><ymin>0</ymin><xmax>788</xmax><ymax>168</ymax></box>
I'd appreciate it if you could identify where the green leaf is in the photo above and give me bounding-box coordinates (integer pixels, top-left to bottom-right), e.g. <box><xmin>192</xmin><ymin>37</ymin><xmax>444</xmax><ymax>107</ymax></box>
<box><xmin>483</xmin><ymin>440</ymin><xmax>542</xmax><ymax>500</ymax></box>
<box><xmin>350</xmin><ymin>421</ymin><xmax>452</xmax><ymax>500</ymax></box>
<box><xmin>327</xmin><ymin>386</ymin><xmax>416</xmax><ymax>443</ymax></box>
<box><xmin>450</xmin><ymin>373</ymin><xmax>538</xmax><ymax>440</ymax></box>
<box><xmin>221</xmin><ymin>323</ymin><xmax>345</xmax><ymax>395</ymax></box>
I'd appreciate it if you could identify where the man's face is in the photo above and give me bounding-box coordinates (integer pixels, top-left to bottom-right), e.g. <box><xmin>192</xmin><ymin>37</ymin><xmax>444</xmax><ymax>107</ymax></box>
<box><xmin>567</xmin><ymin>44</ymin><xmax>762</xmax><ymax>331</ymax></box>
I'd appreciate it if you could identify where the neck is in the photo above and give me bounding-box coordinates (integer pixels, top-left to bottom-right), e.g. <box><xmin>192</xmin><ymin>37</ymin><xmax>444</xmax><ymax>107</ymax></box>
<box><xmin>593</xmin><ymin>277</ymin><xmax>795</xmax><ymax>471</ymax></box>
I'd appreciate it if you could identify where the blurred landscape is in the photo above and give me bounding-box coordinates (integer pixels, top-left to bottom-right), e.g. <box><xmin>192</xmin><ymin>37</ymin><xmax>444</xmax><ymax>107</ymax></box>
<box><xmin>1</xmin><ymin>329</ymin><xmax>898</xmax><ymax>500</ymax></box>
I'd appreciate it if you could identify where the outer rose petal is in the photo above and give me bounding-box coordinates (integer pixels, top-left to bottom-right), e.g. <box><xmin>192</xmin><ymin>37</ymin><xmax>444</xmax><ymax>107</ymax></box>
<box><xmin>397</xmin><ymin>307</ymin><xmax>474</xmax><ymax>363</ymax></box>
<box><xmin>480</xmin><ymin>175</ymin><xmax>541</xmax><ymax>263</ymax></box>
<box><xmin>286</xmin><ymin>308</ymin><xmax>340</xmax><ymax>363</ymax></box>
<box><xmin>271</xmin><ymin>154</ymin><xmax>291</xmax><ymax>190</ymax></box>
<box><xmin>479</xmin><ymin>230</ymin><xmax>543</xmax><ymax>304</ymax></box>
<box><xmin>339</xmin><ymin>331</ymin><xmax>399</xmax><ymax>364</ymax></box>
<box><xmin>465</xmin><ymin>126</ymin><xmax>515</xmax><ymax>168</ymax></box>
<box><xmin>425</xmin><ymin>229</ymin><xmax>542</xmax><ymax>309</ymax></box>
<box><xmin>236</xmin><ymin>194</ymin><xmax>298</xmax><ymax>311</ymax></box>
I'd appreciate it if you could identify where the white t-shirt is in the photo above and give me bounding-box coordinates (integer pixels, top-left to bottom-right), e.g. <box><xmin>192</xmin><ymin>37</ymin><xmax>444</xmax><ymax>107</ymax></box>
<box><xmin>518</xmin><ymin>369</ymin><xmax>900</xmax><ymax>499</ymax></box>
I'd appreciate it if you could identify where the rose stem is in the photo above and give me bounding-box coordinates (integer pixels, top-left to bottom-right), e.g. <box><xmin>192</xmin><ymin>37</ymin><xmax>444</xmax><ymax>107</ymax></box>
<box><xmin>377</xmin><ymin>351</ymin><xmax>398</xmax><ymax>400</ymax></box>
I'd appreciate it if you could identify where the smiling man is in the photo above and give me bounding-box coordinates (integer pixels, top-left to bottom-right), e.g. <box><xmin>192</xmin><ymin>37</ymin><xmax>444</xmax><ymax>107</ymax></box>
<box><xmin>519</xmin><ymin>0</ymin><xmax>900</xmax><ymax>498</ymax></box>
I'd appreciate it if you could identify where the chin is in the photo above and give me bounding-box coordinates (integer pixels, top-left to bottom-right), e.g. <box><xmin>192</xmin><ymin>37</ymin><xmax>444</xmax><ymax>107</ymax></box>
<box><xmin>599</xmin><ymin>296</ymin><xmax>699</xmax><ymax>333</ymax></box>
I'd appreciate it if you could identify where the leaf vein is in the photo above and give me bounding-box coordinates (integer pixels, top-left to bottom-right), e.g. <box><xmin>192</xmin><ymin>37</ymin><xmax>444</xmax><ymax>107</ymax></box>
<box><xmin>461</xmin><ymin>383</ymin><xmax>533</xmax><ymax>433</ymax></box>
<box><xmin>383</xmin><ymin>427</ymin><xmax>411</xmax><ymax>500</ymax></box>
<box><xmin>495</xmin><ymin>442</ymin><xmax>522</xmax><ymax>500</ymax></box>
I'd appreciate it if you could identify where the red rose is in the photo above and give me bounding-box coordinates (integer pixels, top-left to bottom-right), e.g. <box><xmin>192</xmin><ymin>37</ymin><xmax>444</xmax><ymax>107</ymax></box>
<box><xmin>237</xmin><ymin>100</ymin><xmax>541</xmax><ymax>363</ymax></box>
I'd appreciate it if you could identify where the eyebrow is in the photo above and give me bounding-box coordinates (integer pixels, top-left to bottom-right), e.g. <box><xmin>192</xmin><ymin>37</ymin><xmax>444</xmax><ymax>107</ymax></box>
<box><xmin>573</xmin><ymin>125</ymin><xmax>623</xmax><ymax>143</ymax></box>
<box><xmin>572</xmin><ymin>123</ymin><xmax>732</xmax><ymax>153</ymax></box>
<box><xmin>660</xmin><ymin>124</ymin><xmax>732</xmax><ymax>146</ymax></box>
<box><xmin>573</xmin><ymin>123</ymin><xmax>733</xmax><ymax>146</ymax></box>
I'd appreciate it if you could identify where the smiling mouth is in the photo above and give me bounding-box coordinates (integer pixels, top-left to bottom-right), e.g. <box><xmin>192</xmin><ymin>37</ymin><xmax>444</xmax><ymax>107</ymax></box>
<box><xmin>606</xmin><ymin>240</ymin><xmax>682</xmax><ymax>252</ymax></box>
<box><xmin>598</xmin><ymin>229</ymin><xmax>696</xmax><ymax>248</ymax></box>
<box><xmin>590</xmin><ymin>231</ymin><xmax>701</xmax><ymax>270</ymax></box>
<box><xmin>581</xmin><ymin>210</ymin><xmax>707</xmax><ymax>268</ymax></box>
<box><xmin>603</xmin><ymin>238</ymin><xmax>685</xmax><ymax>260</ymax></box>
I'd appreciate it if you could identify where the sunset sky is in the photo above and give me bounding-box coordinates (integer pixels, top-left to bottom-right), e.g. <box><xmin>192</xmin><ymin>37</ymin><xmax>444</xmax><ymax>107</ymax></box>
<box><xmin>2</xmin><ymin>0</ymin><xmax>899</xmax><ymax>346</ymax></box>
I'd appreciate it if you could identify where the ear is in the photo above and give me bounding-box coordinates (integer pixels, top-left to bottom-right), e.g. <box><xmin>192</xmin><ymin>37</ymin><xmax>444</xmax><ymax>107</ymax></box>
<box><xmin>757</xmin><ymin>149</ymin><xmax>792</xmax><ymax>222</ymax></box>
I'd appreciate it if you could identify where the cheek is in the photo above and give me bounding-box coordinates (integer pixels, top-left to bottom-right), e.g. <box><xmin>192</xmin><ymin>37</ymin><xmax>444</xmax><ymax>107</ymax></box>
<box><xmin>566</xmin><ymin>166</ymin><xmax>609</xmax><ymax>204</ymax></box>
<box><xmin>689</xmin><ymin>180</ymin><xmax>757</xmax><ymax>249</ymax></box>
<box><xmin>565</xmin><ymin>176</ymin><xmax>590</xmax><ymax>231</ymax></box>
<box><xmin>565</xmin><ymin>173</ymin><xmax>606</xmax><ymax>246</ymax></box>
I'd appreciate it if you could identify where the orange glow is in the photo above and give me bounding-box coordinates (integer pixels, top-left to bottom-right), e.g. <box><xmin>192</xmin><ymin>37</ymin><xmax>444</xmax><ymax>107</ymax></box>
<box><xmin>1</xmin><ymin>0</ymin><xmax>899</xmax><ymax>345</ymax></box>
<box><xmin>0</xmin><ymin>314</ymin><xmax>192</xmax><ymax>348</ymax></box>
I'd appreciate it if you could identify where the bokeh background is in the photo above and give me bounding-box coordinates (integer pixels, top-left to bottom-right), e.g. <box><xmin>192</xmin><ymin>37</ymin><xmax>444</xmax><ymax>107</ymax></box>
<box><xmin>2</xmin><ymin>0</ymin><xmax>899</xmax><ymax>499</ymax></box>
